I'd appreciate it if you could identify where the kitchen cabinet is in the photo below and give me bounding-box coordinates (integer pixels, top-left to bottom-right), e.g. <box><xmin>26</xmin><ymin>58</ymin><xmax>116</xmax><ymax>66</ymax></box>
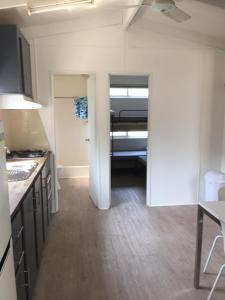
<box><xmin>33</xmin><ymin>175</ymin><xmax>44</xmax><ymax>266</ymax></box>
<box><xmin>11</xmin><ymin>210</ymin><xmax>26</xmax><ymax>300</ymax></box>
<box><xmin>11</xmin><ymin>153</ymin><xmax>53</xmax><ymax>300</ymax></box>
<box><xmin>0</xmin><ymin>25</ymin><xmax>32</xmax><ymax>97</ymax></box>
<box><xmin>22</xmin><ymin>189</ymin><xmax>37</xmax><ymax>300</ymax></box>
<box><xmin>42</xmin><ymin>154</ymin><xmax>52</xmax><ymax>239</ymax></box>
<box><xmin>15</xmin><ymin>254</ymin><xmax>27</xmax><ymax>300</ymax></box>
<box><xmin>42</xmin><ymin>176</ymin><xmax>48</xmax><ymax>241</ymax></box>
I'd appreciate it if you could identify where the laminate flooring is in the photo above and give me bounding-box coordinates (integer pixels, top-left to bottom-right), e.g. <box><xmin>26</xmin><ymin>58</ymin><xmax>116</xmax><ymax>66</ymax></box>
<box><xmin>33</xmin><ymin>177</ymin><xmax>225</xmax><ymax>300</ymax></box>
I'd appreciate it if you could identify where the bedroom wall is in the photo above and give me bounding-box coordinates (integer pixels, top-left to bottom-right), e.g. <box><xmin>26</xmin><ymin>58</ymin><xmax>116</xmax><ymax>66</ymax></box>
<box><xmin>22</xmin><ymin>21</ymin><xmax>225</xmax><ymax>208</ymax></box>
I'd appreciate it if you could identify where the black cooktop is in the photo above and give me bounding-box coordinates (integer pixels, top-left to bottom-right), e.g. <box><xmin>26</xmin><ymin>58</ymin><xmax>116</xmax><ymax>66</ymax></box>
<box><xmin>7</xmin><ymin>150</ymin><xmax>47</xmax><ymax>160</ymax></box>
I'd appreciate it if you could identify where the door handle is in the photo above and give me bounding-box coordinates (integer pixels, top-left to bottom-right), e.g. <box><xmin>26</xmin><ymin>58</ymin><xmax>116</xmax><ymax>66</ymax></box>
<box><xmin>85</xmin><ymin>138</ymin><xmax>90</xmax><ymax>142</ymax></box>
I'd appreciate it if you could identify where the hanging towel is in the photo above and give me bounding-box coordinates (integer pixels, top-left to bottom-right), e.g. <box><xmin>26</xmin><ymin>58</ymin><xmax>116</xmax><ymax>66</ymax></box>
<box><xmin>74</xmin><ymin>96</ymin><xmax>88</xmax><ymax>119</ymax></box>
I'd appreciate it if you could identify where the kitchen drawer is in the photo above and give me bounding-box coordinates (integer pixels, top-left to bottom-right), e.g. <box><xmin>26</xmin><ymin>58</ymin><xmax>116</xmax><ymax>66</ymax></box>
<box><xmin>34</xmin><ymin>175</ymin><xmax>41</xmax><ymax>193</ymax></box>
<box><xmin>48</xmin><ymin>193</ymin><xmax>52</xmax><ymax>223</ymax></box>
<box><xmin>13</xmin><ymin>236</ymin><xmax>24</xmax><ymax>273</ymax></box>
<box><xmin>12</xmin><ymin>209</ymin><xmax>23</xmax><ymax>248</ymax></box>
<box><xmin>46</xmin><ymin>174</ymin><xmax>52</xmax><ymax>199</ymax></box>
<box><xmin>42</xmin><ymin>157</ymin><xmax>50</xmax><ymax>180</ymax></box>
<box><xmin>16</xmin><ymin>252</ymin><xmax>27</xmax><ymax>300</ymax></box>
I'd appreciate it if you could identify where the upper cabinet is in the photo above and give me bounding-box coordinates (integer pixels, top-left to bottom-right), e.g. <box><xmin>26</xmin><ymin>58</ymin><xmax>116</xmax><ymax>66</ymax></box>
<box><xmin>0</xmin><ymin>25</ymin><xmax>33</xmax><ymax>98</ymax></box>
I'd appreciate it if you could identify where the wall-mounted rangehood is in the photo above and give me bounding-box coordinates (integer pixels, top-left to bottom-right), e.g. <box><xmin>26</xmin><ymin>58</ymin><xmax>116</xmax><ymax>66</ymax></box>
<box><xmin>0</xmin><ymin>25</ymin><xmax>44</xmax><ymax>110</ymax></box>
<box><xmin>0</xmin><ymin>95</ymin><xmax>43</xmax><ymax>109</ymax></box>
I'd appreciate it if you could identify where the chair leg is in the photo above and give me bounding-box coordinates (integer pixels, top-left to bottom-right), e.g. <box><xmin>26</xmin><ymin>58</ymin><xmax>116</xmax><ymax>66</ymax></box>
<box><xmin>207</xmin><ymin>263</ymin><xmax>225</xmax><ymax>300</ymax></box>
<box><xmin>203</xmin><ymin>235</ymin><xmax>223</xmax><ymax>273</ymax></box>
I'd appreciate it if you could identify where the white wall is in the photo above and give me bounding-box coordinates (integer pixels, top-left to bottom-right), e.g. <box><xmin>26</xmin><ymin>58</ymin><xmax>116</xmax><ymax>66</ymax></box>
<box><xmin>22</xmin><ymin>22</ymin><xmax>225</xmax><ymax>208</ymax></box>
<box><xmin>0</xmin><ymin>110</ymin><xmax>50</xmax><ymax>150</ymax></box>
<box><xmin>54</xmin><ymin>75</ymin><xmax>89</xmax><ymax>169</ymax></box>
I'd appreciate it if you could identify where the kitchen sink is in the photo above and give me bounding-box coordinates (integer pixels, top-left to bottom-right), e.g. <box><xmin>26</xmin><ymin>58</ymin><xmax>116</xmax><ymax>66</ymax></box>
<box><xmin>7</xmin><ymin>160</ymin><xmax>38</xmax><ymax>182</ymax></box>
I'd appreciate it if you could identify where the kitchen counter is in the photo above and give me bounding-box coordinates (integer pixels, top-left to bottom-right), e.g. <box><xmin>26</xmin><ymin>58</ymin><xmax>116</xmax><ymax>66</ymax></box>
<box><xmin>8</xmin><ymin>156</ymin><xmax>48</xmax><ymax>217</ymax></box>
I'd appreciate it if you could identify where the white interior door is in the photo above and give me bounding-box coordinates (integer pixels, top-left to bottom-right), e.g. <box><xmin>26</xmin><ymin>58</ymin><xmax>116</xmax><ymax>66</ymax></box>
<box><xmin>87</xmin><ymin>75</ymin><xmax>99</xmax><ymax>206</ymax></box>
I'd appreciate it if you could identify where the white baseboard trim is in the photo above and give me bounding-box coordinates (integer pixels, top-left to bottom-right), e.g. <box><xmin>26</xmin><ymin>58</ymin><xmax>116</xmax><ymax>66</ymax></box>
<box><xmin>58</xmin><ymin>166</ymin><xmax>89</xmax><ymax>178</ymax></box>
<box><xmin>148</xmin><ymin>201</ymin><xmax>197</xmax><ymax>207</ymax></box>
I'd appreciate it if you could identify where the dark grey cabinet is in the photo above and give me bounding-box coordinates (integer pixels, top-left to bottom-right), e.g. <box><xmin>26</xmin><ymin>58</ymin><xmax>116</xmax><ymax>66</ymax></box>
<box><xmin>42</xmin><ymin>177</ymin><xmax>48</xmax><ymax>241</ymax></box>
<box><xmin>0</xmin><ymin>25</ymin><xmax>32</xmax><ymax>97</ymax></box>
<box><xmin>16</xmin><ymin>254</ymin><xmax>27</xmax><ymax>300</ymax></box>
<box><xmin>23</xmin><ymin>189</ymin><xmax>37</xmax><ymax>300</ymax></box>
<box><xmin>11</xmin><ymin>210</ymin><xmax>27</xmax><ymax>300</ymax></box>
<box><xmin>42</xmin><ymin>154</ymin><xmax>52</xmax><ymax>240</ymax></box>
<box><xmin>33</xmin><ymin>175</ymin><xmax>44</xmax><ymax>266</ymax></box>
<box><xmin>11</xmin><ymin>154</ymin><xmax>53</xmax><ymax>300</ymax></box>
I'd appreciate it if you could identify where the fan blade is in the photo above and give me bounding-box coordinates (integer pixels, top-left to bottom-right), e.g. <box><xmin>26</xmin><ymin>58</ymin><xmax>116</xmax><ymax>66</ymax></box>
<box><xmin>162</xmin><ymin>6</ymin><xmax>191</xmax><ymax>22</ymax></box>
<box><xmin>194</xmin><ymin>0</ymin><xmax>225</xmax><ymax>9</ymax></box>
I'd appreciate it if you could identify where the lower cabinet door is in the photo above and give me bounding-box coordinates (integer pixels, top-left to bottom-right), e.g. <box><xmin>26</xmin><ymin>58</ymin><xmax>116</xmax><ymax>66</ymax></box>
<box><xmin>46</xmin><ymin>173</ymin><xmax>52</xmax><ymax>223</ymax></box>
<box><xmin>42</xmin><ymin>184</ymin><xmax>48</xmax><ymax>241</ymax></box>
<box><xmin>34</xmin><ymin>175</ymin><xmax>44</xmax><ymax>266</ymax></box>
<box><xmin>16</xmin><ymin>254</ymin><xmax>27</xmax><ymax>300</ymax></box>
<box><xmin>22</xmin><ymin>189</ymin><xmax>37</xmax><ymax>300</ymax></box>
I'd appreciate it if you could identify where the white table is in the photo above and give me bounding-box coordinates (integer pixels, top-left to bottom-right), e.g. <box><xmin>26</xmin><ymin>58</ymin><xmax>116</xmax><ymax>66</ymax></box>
<box><xmin>194</xmin><ymin>201</ymin><xmax>225</xmax><ymax>288</ymax></box>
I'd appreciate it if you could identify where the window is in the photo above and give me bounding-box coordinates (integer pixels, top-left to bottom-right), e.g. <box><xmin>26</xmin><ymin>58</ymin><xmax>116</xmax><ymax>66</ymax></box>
<box><xmin>110</xmin><ymin>131</ymin><xmax>148</xmax><ymax>139</ymax></box>
<box><xmin>128</xmin><ymin>88</ymin><xmax>149</xmax><ymax>98</ymax></box>
<box><xmin>110</xmin><ymin>88</ymin><xmax>148</xmax><ymax>98</ymax></box>
<box><xmin>128</xmin><ymin>131</ymin><xmax>148</xmax><ymax>138</ymax></box>
<box><xmin>110</xmin><ymin>132</ymin><xmax>127</xmax><ymax>137</ymax></box>
<box><xmin>110</xmin><ymin>88</ymin><xmax>128</xmax><ymax>97</ymax></box>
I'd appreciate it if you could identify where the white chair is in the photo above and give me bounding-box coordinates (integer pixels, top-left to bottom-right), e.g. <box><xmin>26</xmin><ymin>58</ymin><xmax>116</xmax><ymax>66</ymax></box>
<box><xmin>207</xmin><ymin>221</ymin><xmax>225</xmax><ymax>300</ymax></box>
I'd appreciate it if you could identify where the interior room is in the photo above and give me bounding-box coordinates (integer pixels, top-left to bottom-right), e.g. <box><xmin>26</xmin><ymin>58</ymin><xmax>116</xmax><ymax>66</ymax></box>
<box><xmin>54</xmin><ymin>74</ymin><xmax>89</xmax><ymax>181</ymax></box>
<box><xmin>0</xmin><ymin>1</ymin><xmax>225</xmax><ymax>300</ymax></box>
<box><xmin>110</xmin><ymin>75</ymin><xmax>149</xmax><ymax>205</ymax></box>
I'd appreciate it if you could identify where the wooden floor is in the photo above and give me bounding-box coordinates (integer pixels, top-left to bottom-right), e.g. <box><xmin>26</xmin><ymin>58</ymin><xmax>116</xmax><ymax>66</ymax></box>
<box><xmin>33</xmin><ymin>177</ymin><xmax>225</xmax><ymax>300</ymax></box>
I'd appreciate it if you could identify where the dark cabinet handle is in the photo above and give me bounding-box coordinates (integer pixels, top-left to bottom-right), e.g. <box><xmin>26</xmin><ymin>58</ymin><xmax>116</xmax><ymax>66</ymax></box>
<box><xmin>24</xmin><ymin>270</ymin><xmax>30</xmax><ymax>288</ymax></box>
<box><xmin>48</xmin><ymin>190</ymin><xmax>52</xmax><ymax>201</ymax></box>
<box><xmin>17</xmin><ymin>226</ymin><xmax>23</xmax><ymax>239</ymax></box>
<box><xmin>47</xmin><ymin>175</ymin><xmax>51</xmax><ymax>185</ymax></box>
<box><xmin>18</xmin><ymin>251</ymin><xmax>24</xmax><ymax>266</ymax></box>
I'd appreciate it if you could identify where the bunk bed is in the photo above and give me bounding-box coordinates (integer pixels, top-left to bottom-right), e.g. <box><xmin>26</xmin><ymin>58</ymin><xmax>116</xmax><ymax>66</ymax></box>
<box><xmin>110</xmin><ymin>109</ymin><xmax>148</xmax><ymax>171</ymax></box>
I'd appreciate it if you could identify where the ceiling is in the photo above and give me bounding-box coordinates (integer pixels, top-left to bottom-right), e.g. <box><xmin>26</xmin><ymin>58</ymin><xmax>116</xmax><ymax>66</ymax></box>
<box><xmin>0</xmin><ymin>0</ymin><xmax>225</xmax><ymax>45</ymax></box>
<box><xmin>0</xmin><ymin>0</ymin><xmax>129</xmax><ymax>27</ymax></box>
<box><xmin>139</xmin><ymin>0</ymin><xmax>225</xmax><ymax>41</ymax></box>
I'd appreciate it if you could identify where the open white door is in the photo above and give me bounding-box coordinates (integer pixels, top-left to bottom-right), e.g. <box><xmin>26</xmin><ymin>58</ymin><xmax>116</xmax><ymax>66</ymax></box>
<box><xmin>87</xmin><ymin>75</ymin><xmax>99</xmax><ymax>206</ymax></box>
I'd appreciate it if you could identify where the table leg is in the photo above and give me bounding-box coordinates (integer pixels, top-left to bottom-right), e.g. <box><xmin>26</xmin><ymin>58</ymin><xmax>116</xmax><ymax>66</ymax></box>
<box><xmin>194</xmin><ymin>205</ymin><xmax>204</xmax><ymax>289</ymax></box>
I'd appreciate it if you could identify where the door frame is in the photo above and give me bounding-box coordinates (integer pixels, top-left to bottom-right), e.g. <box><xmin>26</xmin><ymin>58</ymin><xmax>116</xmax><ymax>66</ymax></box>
<box><xmin>50</xmin><ymin>71</ymin><xmax>99</xmax><ymax>211</ymax></box>
<box><xmin>108</xmin><ymin>73</ymin><xmax>152</xmax><ymax>207</ymax></box>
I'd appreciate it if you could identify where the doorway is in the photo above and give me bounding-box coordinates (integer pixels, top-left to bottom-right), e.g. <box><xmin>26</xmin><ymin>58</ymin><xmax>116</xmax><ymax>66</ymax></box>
<box><xmin>53</xmin><ymin>74</ymin><xmax>98</xmax><ymax>206</ymax></box>
<box><xmin>109</xmin><ymin>75</ymin><xmax>149</xmax><ymax>206</ymax></box>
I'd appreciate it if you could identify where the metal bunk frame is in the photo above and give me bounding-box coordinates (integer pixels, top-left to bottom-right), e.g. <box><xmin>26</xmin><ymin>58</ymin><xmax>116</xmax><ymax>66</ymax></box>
<box><xmin>111</xmin><ymin>109</ymin><xmax>148</xmax><ymax>158</ymax></box>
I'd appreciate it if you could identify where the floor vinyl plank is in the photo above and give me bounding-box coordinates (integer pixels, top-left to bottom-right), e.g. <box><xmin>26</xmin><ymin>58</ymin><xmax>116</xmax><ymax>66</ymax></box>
<box><xmin>33</xmin><ymin>177</ymin><xmax>225</xmax><ymax>300</ymax></box>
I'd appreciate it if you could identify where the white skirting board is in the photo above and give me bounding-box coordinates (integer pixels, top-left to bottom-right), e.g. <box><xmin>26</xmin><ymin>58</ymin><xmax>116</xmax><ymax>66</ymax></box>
<box><xmin>57</xmin><ymin>166</ymin><xmax>89</xmax><ymax>178</ymax></box>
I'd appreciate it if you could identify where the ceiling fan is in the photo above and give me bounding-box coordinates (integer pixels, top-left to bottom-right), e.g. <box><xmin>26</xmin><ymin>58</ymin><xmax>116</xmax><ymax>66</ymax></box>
<box><xmin>194</xmin><ymin>0</ymin><xmax>225</xmax><ymax>9</ymax></box>
<box><xmin>26</xmin><ymin>0</ymin><xmax>191</xmax><ymax>23</ymax></box>
<box><xmin>113</xmin><ymin>0</ymin><xmax>191</xmax><ymax>23</ymax></box>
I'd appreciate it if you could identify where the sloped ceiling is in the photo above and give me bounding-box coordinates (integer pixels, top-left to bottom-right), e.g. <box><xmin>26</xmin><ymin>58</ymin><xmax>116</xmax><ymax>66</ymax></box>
<box><xmin>0</xmin><ymin>0</ymin><xmax>225</xmax><ymax>48</ymax></box>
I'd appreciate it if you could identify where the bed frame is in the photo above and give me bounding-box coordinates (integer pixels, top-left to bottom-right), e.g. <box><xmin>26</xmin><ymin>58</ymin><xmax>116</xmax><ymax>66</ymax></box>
<box><xmin>111</xmin><ymin>109</ymin><xmax>148</xmax><ymax>168</ymax></box>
